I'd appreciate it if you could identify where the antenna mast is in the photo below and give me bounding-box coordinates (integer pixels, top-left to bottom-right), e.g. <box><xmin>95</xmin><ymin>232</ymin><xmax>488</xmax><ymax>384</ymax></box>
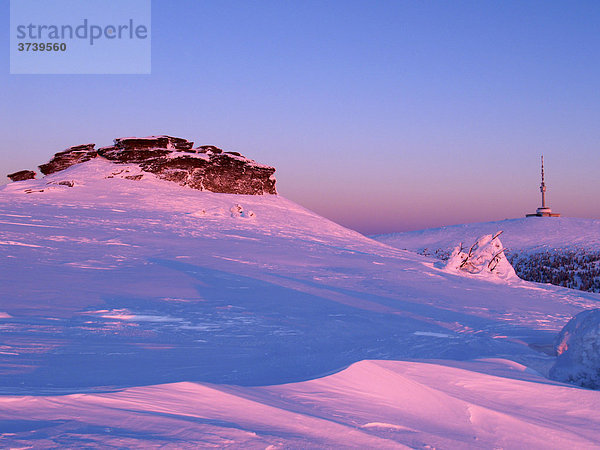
<box><xmin>540</xmin><ymin>155</ymin><xmax>546</xmax><ymax>208</ymax></box>
<box><xmin>527</xmin><ymin>154</ymin><xmax>560</xmax><ymax>217</ymax></box>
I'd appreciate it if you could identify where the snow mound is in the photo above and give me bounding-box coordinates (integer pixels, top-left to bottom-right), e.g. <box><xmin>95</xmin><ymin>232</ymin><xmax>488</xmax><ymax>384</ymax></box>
<box><xmin>443</xmin><ymin>232</ymin><xmax>518</xmax><ymax>281</ymax></box>
<box><xmin>550</xmin><ymin>308</ymin><xmax>600</xmax><ymax>389</ymax></box>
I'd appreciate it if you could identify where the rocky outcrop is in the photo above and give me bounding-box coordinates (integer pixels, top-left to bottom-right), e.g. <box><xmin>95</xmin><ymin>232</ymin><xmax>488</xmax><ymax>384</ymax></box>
<box><xmin>98</xmin><ymin>136</ymin><xmax>276</xmax><ymax>195</ymax></box>
<box><xmin>116</xmin><ymin>136</ymin><xmax>194</xmax><ymax>151</ymax></box>
<box><xmin>97</xmin><ymin>136</ymin><xmax>193</xmax><ymax>162</ymax></box>
<box><xmin>10</xmin><ymin>135</ymin><xmax>277</xmax><ymax>195</ymax></box>
<box><xmin>139</xmin><ymin>149</ymin><xmax>277</xmax><ymax>195</ymax></box>
<box><xmin>38</xmin><ymin>144</ymin><xmax>97</xmax><ymax>175</ymax></box>
<box><xmin>7</xmin><ymin>170</ymin><xmax>36</xmax><ymax>181</ymax></box>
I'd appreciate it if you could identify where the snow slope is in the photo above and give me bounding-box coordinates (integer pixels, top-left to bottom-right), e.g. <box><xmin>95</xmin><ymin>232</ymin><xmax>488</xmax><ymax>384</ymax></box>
<box><xmin>374</xmin><ymin>217</ymin><xmax>600</xmax><ymax>255</ymax></box>
<box><xmin>1</xmin><ymin>159</ymin><xmax>600</xmax><ymax>447</ymax></box>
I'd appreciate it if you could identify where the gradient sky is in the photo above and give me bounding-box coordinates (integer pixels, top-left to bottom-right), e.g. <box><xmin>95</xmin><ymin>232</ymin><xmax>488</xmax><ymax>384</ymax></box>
<box><xmin>2</xmin><ymin>0</ymin><xmax>599</xmax><ymax>234</ymax></box>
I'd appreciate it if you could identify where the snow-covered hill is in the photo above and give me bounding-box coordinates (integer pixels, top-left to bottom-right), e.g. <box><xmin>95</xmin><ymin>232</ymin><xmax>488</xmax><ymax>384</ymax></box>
<box><xmin>375</xmin><ymin>218</ymin><xmax>600</xmax><ymax>292</ymax></box>
<box><xmin>1</xmin><ymin>161</ymin><xmax>600</xmax><ymax>447</ymax></box>
<box><xmin>375</xmin><ymin>217</ymin><xmax>600</xmax><ymax>253</ymax></box>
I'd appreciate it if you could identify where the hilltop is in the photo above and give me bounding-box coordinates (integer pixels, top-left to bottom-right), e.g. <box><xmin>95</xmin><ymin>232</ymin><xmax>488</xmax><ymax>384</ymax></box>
<box><xmin>7</xmin><ymin>135</ymin><xmax>277</xmax><ymax>195</ymax></box>
<box><xmin>374</xmin><ymin>217</ymin><xmax>600</xmax><ymax>254</ymax></box>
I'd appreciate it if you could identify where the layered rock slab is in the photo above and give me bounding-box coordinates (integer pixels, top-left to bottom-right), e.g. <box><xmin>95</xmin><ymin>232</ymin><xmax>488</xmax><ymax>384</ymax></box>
<box><xmin>38</xmin><ymin>144</ymin><xmax>98</xmax><ymax>175</ymax></box>
<box><xmin>7</xmin><ymin>170</ymin><xmax>36</xmax><ymax>181</ymax></box>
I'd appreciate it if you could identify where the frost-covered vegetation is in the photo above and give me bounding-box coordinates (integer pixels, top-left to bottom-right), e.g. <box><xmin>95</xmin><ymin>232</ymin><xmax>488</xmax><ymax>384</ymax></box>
<box><xmin>508</xmin><ymin>249</ymin><xmax>600</xmax><ymax>293</ymax></box>
<box><xmin>418</xmin><ymin>247</ymin><xmax>600</xmax><ymax>293</ymax></box>
<box><xmin>442</xmin><ymin>232</ymin><xmax>518</xmax><ymax>281</ymax></box>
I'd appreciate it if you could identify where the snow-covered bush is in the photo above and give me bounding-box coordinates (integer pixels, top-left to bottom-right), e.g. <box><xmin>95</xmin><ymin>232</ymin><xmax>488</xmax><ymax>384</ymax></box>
<box><xmin>443</xmin><ymin>232</ymin><xmax>517</xmax><ymax>280</ymax></box>
<box><xmin>230</xmin><ymin>204</ymin><xmax>256</xmax><ymax>219</ymax></box>
<box><xmin>230</xmin><ymin>204</ymin><xmax>244</xmax><ymax>217</ymax></box>
<box><xmin>549</xmin><ymin>309</ymin><xmax>600</xmax><ymax>389</ymax></box>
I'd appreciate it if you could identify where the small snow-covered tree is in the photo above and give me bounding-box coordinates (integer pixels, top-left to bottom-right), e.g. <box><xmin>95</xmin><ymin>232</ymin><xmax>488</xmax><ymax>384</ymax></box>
<box><xmin>444</xmin><ymin>231</ymin><xmax>517</xmax><ymax>280</ymax></box>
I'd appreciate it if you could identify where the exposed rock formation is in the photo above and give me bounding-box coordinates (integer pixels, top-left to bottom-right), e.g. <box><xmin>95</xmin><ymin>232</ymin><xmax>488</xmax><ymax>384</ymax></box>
<box><xmin>38</xmin><ymin>144</ymin><xmax>97</xmax><ymax>175</ymax></box>
<box><xmin>7</xmin><ymin>170</ymin><xmax>36</xmax><ymax>182</ymax></box>
<box><xmin>10</xmin><ymin>135</ymin><xmax>277</xmax><ymax>195</ymax></box>
<box><xmin>144</xmin><ymin>151</ymin><xmax>276</xmax><ymax>195</ymax></box>
<box><xmin>97</xmin><ymin>136</ymin><xmax>193</xmax><ymax>162</ymax></box>
<box><xmin>116</xmin><ymin>136</ymin><xmax>193</xmax><ymax>151</ymax></box>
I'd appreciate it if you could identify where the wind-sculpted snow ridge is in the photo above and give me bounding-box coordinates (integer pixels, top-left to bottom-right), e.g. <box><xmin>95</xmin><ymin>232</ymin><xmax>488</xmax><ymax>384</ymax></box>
<box><xmin>2</xmin><ymin>359</ymin><xmax>600</xmax><ymax>448</ymax></box>
<box><xmin>374</xmin><ymin>217</ymin><xmax>600</xmax><ymax>293</ymax></box>
<box><xmin>2</xmin><ymin>162</ymin><xmax>600</xmax><ymax>447</ymax></box>
<box><xmin>8</xmin><ymin>135</ymin><xmax>277</xmax><ymax>195</ymax></box>
<box><xmin>550</xmin><ymin>308</ymin><xmax>600</xmax><ymax>389</ymax></box>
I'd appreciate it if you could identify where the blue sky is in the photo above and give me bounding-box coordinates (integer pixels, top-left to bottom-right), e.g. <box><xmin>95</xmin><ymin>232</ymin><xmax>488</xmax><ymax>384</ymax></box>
<box><xmin>2</xmin><ymin>0</ymin><xmax>599</xmax><ymax>233</ymax></box>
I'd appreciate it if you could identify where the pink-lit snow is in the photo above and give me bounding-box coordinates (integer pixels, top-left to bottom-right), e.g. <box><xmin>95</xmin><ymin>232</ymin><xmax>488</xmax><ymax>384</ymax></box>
<box><xmin>1</xmin><ymin>159</ymin><xmax>599</xmax><ymax>447</ymax></box>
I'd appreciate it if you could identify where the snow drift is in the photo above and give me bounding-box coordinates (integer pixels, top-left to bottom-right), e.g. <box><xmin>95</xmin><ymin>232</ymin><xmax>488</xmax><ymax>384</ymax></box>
<box><xmin>2</xmin><ymin>359</ymin><xmax>600</xmax><ymax>449</ymax></box>
<box><xmin>550</xmin><ymin>308</ymin><xmax>600</xmax><ymax>389</ymax></box>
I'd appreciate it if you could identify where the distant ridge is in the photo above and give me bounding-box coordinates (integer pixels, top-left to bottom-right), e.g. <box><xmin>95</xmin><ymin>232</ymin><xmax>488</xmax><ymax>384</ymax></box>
<box><xmin>374</xmin><ymin>217</ymin><xmax>600</xmax><ymax>292</ymax></box>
